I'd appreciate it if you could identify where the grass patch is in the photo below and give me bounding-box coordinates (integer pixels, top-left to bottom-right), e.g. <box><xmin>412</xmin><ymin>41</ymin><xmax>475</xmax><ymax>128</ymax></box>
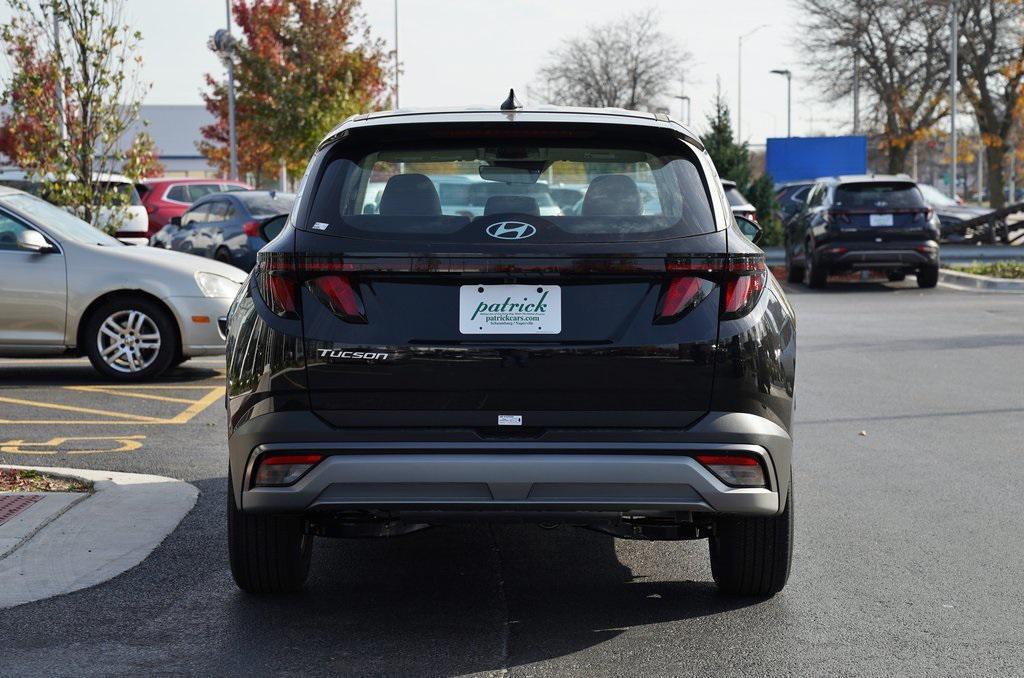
<box><xmin>0</xmin><ymin>468</ymin><xmax>92</xmax><ymax>493</ymax></box>
<box><xmin>949</xmin><ymin>261</ymin><xmax>1024</xmax><ymax>279</ymax></box>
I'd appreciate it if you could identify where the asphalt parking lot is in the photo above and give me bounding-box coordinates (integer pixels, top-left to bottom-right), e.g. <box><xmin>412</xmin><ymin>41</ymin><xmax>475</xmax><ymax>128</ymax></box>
<box><xmin>1</xmin><ymin>279</ymin><xmax>1023</xmax><ymax>676</ymax></box>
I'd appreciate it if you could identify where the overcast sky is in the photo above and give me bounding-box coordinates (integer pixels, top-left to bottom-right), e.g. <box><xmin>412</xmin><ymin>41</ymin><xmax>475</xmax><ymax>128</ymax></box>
<box><xmin>1</xmin><ymin>0</ymin><xmax>854</xmax><ymax>146</ymax></box>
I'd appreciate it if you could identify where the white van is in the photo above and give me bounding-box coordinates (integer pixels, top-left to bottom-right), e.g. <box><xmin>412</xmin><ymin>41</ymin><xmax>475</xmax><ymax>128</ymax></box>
<box><xmin>0</xmin><ymin>168</ymin><xmax>149</xmax><ymax>245</ymax></box>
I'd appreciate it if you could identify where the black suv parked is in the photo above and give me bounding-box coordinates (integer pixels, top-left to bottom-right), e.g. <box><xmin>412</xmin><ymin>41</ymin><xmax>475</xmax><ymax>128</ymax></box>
<box><xmin>225</xmin><ymin>106</ymin><xmax>797</xmax><ymax>597</ymax></box>
<box><xmin>784</xmin><ymin>175</ymin><xmax>941</xmax><ymax>288</ymax></box>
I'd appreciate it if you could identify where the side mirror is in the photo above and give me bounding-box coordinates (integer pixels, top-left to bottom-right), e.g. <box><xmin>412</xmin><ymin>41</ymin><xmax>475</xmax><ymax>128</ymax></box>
<box><xmin>259</xmin><ymin>215</ymin><xmax>287</xmax><ymax>242</ymax></box>
<box><xmin>17</xmin><ymin>229</ymin><xmax>55</xmax><ymax>253</ymax></box>
<box><xmin>169</xmin><ymin>216</ymin><xmax>182</xmax><ymax>226</ymax></box>
<box><xmin>735</xmin><ymin>215</ymin><xmax>763</xmax><ymax>245</ymax></box>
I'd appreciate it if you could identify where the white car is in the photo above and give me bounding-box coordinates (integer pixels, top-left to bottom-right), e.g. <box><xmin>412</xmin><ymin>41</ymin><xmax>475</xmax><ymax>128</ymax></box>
<box><xmin>0</xmin><ymin>186</ymin><xmax>246</xmax><ymax>380</ymax></box>
<box><xmin>0</xmin><ymin>168</ymin><xmax>149</xmax><ymax>245</ymax></box>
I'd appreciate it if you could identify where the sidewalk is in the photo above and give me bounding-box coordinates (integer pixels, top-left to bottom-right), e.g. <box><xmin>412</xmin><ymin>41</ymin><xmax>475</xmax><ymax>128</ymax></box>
<box><xmin>0</xmin><ymin>466</ymin><xmax>197</xmax><ymax>609</ymax></box>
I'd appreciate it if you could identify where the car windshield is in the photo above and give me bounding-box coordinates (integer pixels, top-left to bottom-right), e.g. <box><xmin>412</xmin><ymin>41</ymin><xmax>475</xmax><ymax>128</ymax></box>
<box><xmin>917</xmin><ymin>183</ymin><xmax>958</xmax><ymax>207</ymax></box>
<box><xmin>723</xmin><ymin>186</ymin><xmax>749</xmax><ymax>207</ymax></box>
<box><xmin>237</xmin><ymin>193</ymin><xmax>295</xmax><ymax>217</ymax></box>
<box><xmin>302</xmin><ymin>125</ymin><xmax>717</xmax><ymax>243</ymax></box>
<box><xmin>834</xmin><ymin>182</ymin><xmax>926</xmax><ymax>209</ymax></box>
<box><xmin>1</xmin><ymin>193</ymin><xmax>123</xmax><ymax>246</ymax></box>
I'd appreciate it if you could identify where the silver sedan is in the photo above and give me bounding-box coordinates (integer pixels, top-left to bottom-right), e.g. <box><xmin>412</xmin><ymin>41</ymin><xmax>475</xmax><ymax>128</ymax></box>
<box><xmin>0</xmin><ymin>186</ymin><xmax>247</xmax><ymax>381</ymax></box>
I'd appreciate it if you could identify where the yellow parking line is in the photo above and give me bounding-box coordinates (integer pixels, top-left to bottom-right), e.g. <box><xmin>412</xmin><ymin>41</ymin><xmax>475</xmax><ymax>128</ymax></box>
<box><xmin>0</xmin><ymin>435</ymin><xmax>145</xmax><ymax>455</ymax></box>
<box><xmin>65</xmin><ymin>386</ymin><xmax>196</xmax><ymax>404</ymax></box>
<box><xmin>164</xmin><ymin>387</ymin><xmax>224</xmax><ymax>424</ymax></box>
<box><xmin>0</xmin><ymin>395</ymin><xmax>164</xmax><ymax>422</ymax></box>
<box><xmin>0</xmin><ymin>385</ymin><xmax>224</xmax><ymax>425</ymax></box>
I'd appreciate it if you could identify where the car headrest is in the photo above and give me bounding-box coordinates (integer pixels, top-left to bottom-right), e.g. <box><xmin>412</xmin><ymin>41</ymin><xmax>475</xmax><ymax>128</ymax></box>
<box><xmin>484</xmin><ymin>195</ymin><xmax>540</xmax><ymax>216</ymax></box>
<box><xmin>581</xmin><ymin>174</ymin><xmax>642</xmax><ymax>217</ymax></box>
<box><xmin>377</xmin><ymin>174</ymin><xmax>441</xmax><ymax>216</ymax></box>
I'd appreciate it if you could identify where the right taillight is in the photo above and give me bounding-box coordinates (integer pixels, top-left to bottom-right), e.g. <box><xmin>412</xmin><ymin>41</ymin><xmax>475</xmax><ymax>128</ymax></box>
<box><xmin>694</xmin><ymin>453</ymin><xmax>766</xmax><ymax>487</ymax></box>
<box><xmin>659</xmin><ymin>256</ymin><xmax>767</xmax><ymax>322</ymax></box>
<box><xmin>721</xmin><ymin>258</ymin><xmax>767</xmax><ymax>319</ymax></box>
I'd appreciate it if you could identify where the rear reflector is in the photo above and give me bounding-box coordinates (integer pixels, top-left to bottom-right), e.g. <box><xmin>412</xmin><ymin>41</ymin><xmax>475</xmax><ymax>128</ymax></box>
<box><xmin>694</xmin><ymin>454</ymin><xmax>766</xmax><ymax>487</ymax></box>
<box><xmin>253</xmin><ymin>453</ymin><xmax>324</xmax><ymax>486</ymax></box>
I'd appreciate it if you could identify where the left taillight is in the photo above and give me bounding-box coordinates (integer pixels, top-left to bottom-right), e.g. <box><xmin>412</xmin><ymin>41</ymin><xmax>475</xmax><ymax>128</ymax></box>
<box><xmin>657</xmin><ymin>256</ymin><xmax>768</xmax><ymax>323</ymax></box>
<box><xmin>255</xmin><ymin>253</ymin><xmax>299</xmax><ymax>318</ymax></box>
<box><xmin>243</xmin><ymin>220</ymin><xmax>261</xmax><ymax>237</ymax></box>
<box><xmin>253</xmin><ymin>453</ymin><xmax>323</xmax><ymax>486</ymax></box>
<box><xmin>254</xmin><ymin>253</ymin><xmax>366</xmax><ymax>323</ymax></box>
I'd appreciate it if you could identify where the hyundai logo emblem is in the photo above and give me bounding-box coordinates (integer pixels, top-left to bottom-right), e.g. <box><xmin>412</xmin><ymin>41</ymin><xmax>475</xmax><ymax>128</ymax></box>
<box><xmin>485</xmin><ymin>221</ymin><xmax>537</xmax><ymax>240</ymax></box>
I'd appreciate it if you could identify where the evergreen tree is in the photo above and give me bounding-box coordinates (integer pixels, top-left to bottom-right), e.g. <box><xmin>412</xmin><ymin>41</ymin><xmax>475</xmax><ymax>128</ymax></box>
<box><xmin>703</xmin><ymin>93</ymin><xmax>751</xmax><ymax>190</ymax></box>
<box><xmin>702</xmin><ymin>92</ymin><xmax>782</xmax><ymax>246</ymax></box>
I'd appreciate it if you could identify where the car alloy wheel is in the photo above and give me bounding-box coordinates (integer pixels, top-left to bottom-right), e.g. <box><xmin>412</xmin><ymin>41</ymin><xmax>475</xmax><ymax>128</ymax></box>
<box><xmin>96</xmin><ymin>309</ymin><xmax>162</xmax><ymax>373</ymax></box>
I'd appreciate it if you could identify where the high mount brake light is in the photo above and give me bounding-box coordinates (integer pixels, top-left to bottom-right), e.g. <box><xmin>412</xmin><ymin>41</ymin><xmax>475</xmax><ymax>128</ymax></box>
<box><xmin>657</xmin><ymin>256</ymin><xmax>767</xmax><ymax>322</ymax></box>
<box><xmin>255</xmin><ymin>253</ymin><xmax>363</xmax><ymax>321</ymax></box>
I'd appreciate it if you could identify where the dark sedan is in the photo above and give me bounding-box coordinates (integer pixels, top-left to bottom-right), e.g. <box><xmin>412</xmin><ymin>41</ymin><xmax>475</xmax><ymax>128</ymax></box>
<box><xmin>159</xmin><ymin>191</ymin><xmax>295</xmax><ymax>271</ymax></box>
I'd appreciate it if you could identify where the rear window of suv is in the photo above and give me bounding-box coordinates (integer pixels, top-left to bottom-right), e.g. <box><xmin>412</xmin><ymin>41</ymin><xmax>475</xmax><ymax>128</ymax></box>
<box><xmin>299</xmin><ymin>124</ymin><xmax>718</xmax><ymax>243</ymax></box>
<box><xmin>834</xmin><ymin>182</ymin><xmax>926</xmax><ymax>210</ymax></box>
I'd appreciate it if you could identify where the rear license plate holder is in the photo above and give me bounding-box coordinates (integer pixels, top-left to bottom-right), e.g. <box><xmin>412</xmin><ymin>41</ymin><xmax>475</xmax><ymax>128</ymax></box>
<box><xmin>869</xmin><ymin>213</ymin><xmax>894</xmax><ymax>227</ymax></box>
<box><xmin>459</xmin><ymin>284</ymin><xmax>561</xmax><ymax>334</ymax></box>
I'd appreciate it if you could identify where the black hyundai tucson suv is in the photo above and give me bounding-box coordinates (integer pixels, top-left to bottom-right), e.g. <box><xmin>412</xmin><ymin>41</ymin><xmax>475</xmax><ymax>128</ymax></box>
<box><xmin>784</xmin><ymin>175</ymin><xmax>942</xmax><ymax>288</ymax></box>
<box><xmin>225</xmin><ymin>105</ymin><xmax>797</xmax><ymax>597</ymax></box>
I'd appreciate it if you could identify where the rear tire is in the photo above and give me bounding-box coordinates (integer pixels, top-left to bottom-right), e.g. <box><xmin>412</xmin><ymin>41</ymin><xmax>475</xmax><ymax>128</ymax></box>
<box><xmin>227</xmin><ymin>473</ymin><xmax>312</xmax><ymax>593</ymax></box>
<box><xmin>785</xmin><ymin>246</ymin><xmax>804</xmax><ymax>283</ymax></box>
<box><xmin>805</xmin><ymin>251</ymin><xmax>827</xmax><ymax>289</ymax></box>
<box><xmin>709</xmin><ymin>475</ymin><xmax>793</xmax><ymax>597</ymax></box>
<box><xmin>916</xmin><ymin>265</ymin><xmax>939</xmax><ymax>289</ymax></box>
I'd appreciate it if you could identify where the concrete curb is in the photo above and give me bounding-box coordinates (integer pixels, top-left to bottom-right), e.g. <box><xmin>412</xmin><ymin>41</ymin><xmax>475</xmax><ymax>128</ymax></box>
<box><xmin>938</xmin><ymin>268</ymin><xmax>1024</xmax><ymax>293</ymax></box>
<box><xmin>0</xmin><ymin>465</ymin><xmax>198</xmax><ymax>609</ymax></box>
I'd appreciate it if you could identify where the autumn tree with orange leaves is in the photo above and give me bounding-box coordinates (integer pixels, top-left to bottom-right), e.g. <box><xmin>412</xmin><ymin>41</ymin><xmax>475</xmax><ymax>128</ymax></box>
<box><xmin>200</xmin><ymin>0</ymin><xmax>391</xmax><ymax>186</ymax></box>
<box><xmin>955</xmin><ymin>0</ymin><xmax>1024</xmax><ymax>210</ymax></box>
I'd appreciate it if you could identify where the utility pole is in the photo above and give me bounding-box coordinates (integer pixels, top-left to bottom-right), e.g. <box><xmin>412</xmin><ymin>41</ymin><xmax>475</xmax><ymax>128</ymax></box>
<box><xmin>52</xmin><ymin>8</ymin><xmax>65</xmax><ymax>142</ymax></box>
<box><xmin>225</xmin><ymin>0</ymin><xmax>238</xmax><ymax>181</ymax></box>
<box><xmin>210</xmin><ymin>4</ymin><xmax>238</xmax><ymax>180</ymax></box>
<box><xmin>852</xmin><ymin>55</ymin><xmax>860</xmax><ymax>135</ymax></box>
<box><xmin>949</xmin><ymin>0</ymin><xmax>958</xmax><ymax>199</ymax></box>
<box><xmin>737</xmin><ymin>25</ymin><xmax>767</xmax><ymax>141</ymax></box>
<box><xmin>393</xmin><ymin>0</ymin><xmax>400</xmax><ymax>108</ymax></box>
<box><xmin>770</xmin><ymin>69</ymin><xmax>792</xmax><ymax>137</ymax></box>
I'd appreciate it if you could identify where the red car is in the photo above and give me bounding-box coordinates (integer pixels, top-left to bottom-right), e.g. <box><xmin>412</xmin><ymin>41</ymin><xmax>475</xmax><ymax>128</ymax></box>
<box><xmin>137</xmin><ymin>177</ymin><xmax>252</xmax><ymax>235</ymax></box>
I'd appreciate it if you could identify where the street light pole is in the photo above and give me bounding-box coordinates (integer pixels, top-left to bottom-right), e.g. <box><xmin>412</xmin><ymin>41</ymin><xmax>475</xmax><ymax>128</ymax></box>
<box><xmin>393</xmin><ymin>0</ymin><xmax>400</xmax><ymax>108</ymax></box>
<box><xmin>770</xmin><ymin>69</ymin><xmax>792</xmax><ymax>137</ymax></box>
<box><xmin>225</xmin><ymin>0</ymin><xmax>238</xmax><ymax>181</ymax></box>
<box><xmin>950</xmin><ymin>0</ymin><xmax>958</xmax><ymax>199</ymax></box>
<box><xmin>737</xmin><ymin>24</ymin><xmax>767</xmax><ymax>141</ymax></box>
<box><xmin>852</xmin><ymin>54</ymin><xmax>860</xmax><ymax>135</ymax></box>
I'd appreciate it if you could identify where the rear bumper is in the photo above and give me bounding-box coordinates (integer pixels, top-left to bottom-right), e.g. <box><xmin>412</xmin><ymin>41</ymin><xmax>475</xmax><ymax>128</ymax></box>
<box><xmin>816</xmin><ymin>239</ymin><xmax>939</xmax><ymax>270</ymax></box>
<box><xmin>229</xmin><ymin>411</ymin><xmax>793</xmax><ymax>519</ymax></box>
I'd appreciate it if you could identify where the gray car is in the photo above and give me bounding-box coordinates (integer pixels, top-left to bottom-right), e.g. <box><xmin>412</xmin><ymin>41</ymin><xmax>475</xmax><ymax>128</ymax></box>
<box><xmin>0</xmin><ymin>186</ymin><xmax>246</xmax><ymax>380</ymax></box>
